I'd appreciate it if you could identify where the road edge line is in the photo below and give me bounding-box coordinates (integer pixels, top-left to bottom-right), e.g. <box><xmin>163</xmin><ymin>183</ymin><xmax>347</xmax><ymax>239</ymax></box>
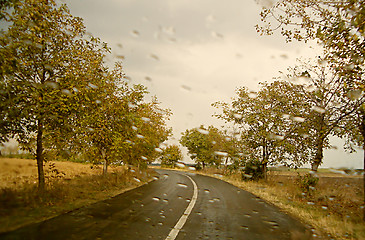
<box><xmin>165</xmin><ymin>174</ymin><xmax>198</xmax><ymax>240</ymax></box>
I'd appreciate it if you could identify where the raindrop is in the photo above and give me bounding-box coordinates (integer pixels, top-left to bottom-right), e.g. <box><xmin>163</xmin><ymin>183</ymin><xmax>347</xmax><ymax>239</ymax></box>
<box><xmin>131</xmin><ymin>30</ymin><xmax>140</xmax><ymax>37</ymax></box>
<box><xmin>72</xmin><ymin>87</ymin><xmax>79</xmax><ymax>92</ymax></box>
<box><xmin>137</xmin><ymin>134</ymin><xmax>145</xmax><ymax>139</ymax></box>
<box><xmin>186</xmin><ymin>198</ymin><xmax>191</xmax><ymax>202</ymax></box>
<box><xmin>162</xmin><ymin>199</ymin><xmax>169</xmax><ymax>203</ymax></box>
<box><xmin>160</xmin><ymin>215</ymin><xmax>166</xmax><ymax>219</ymax></box>
<box><xmin>268</xmin><ymin>133</ymin><xmax>284</xmax><ymax>141</ymax></box>
<box><xmin>312</xmin><ymin>106</ymin><xmax>326</xmax><ymax>114</ymax></box>
<box><xmin>158</xmin><ymin>222</ymin><xmax>163</xmax><ymax>226</ymax></box>
<box><xmin>181</xmin><ymin>85</ymin><xmax>192</xmax><ymax>91</ymax></box>
<box><xmin>128</xmin><ymin>103</ymin><xmax>137</xmax><ymax>108</ymax></box>
<box><xmin>88</xmin><ymin>83</ymin><xmax>98</xmax><ymax>89</ymax></box>
<box><xmin>95</xmin><ymin>100</ymin><xmax>101</xmax><ymax>104</ymax></box>
<box><xmin>188</xmin><ymin>166</ymin><xmax>196</xmax><ymax>171</ymax></box>
<box><xmin>177</xmin><ymin>196</ymin><xmax>183</xmax><ymax>199</ymax></box>
<box><xmin>214</xmin><ymin>151</ymin><xmax>228</xmax><ymax>157</ymax></box>
<box><xmin>211</xmin><ymin>31</ymin><xmax>224</xmax><ymax>39</ymax></box>
<box><xmin>282</xmin><ymin>114</ymin><xmax>291</xmax><ymax>119</ymax></box>
<box><xmin>208</xmin><ymin>199</ymin><xmax>215</xmax><ymax>203</ymax></box>
<box><xmin>149</xmin><ymin>54</ymin><xmax>159</xmax><ymax>60</ymax></box>
<box><xmin>204</xmin><ymin>189</ymin><xmax>210</xmax><ymax>194</ymax></box>
<box><xmin>117</xmin><ymin>43</ymin><xmax>123</xmax><ymax>48</ymax></box>
<box><xmin>322</xmin><ymin>206</ymin><xmax>328</xmax><ymax>210</ymax></box>
<box><xmin>124</xmin><ymin>75</ymin><xmax>132</xmax><ymax>81</ymax></box>
<box><xmin>196</xmin><ymin>212</ymin><xmax>202</xmax><ymax>215</ymax></box>
<box><xmin>133</xmin><ymin>177</ymin><xmax>141</xmax><ymax>183</ymax></box>
<box><xmin>233</xmin><ymin>113</ymin><xmax>243</xmax><ymax>119</ymax></box>
<box><xmin>265</xmin><ymin>220</ymin><xmax>279</xmax><ymax>226</ymax></box>
<box><xmin>307</xmin><ymin>202</ymin><xmax>315</xmax><ymax>205</ymax></box>
<box><xmin>244</xmin><ymin>214</ymin><xmax>251</xmax><ymax>218</ymax></box>
<box><xmin>61</xmin><ymin>89</ymin><xmax>72</xmax><ymax>96</ymax></box>
<box><xmin>116</xmin><ymin>55</ymin><xmax>125</xmax><ymax>60</ymax></box>
<box><xmin>318</xmin><ymin>59</ymin><xmax>328</xmax><ymax>66</ymax></box>
<box><xmin>141</xmin><ymin>156</ymin><xmax>147</xmax><ymax>160</ymax></box>
<box><xmin>328</xmin><ymin>196</ymin><xmax>335</xmax><ymax>201</ymax></box>
<box><xmin>280</xmin><ymin>54</ymin><xmax>288</xmax><ymax>59</ymax></box>
<box><xmin>213</xmin><ymin>198</ymin><xmax>220</xmax><ymax>202</ymax></box>
<box><xmin>176</xmin><ymin>162</ymin><xmax>185</xmax><ymax>168</ymax></box>
<box><xmin>154</xmin><ymin>147</ymin><xmax>163</xmax><ymax>153</ymax></box>
<box><xmin>241</xmin><ymin>226</ymin><xmax>249</xmax><ymax>230</ymax></box>
<box><xmin>347</xmin><ymin>89</ymin><xmax>362</xmax><ymax>100</ymax></box>
<box><xmin>125</xmin><ymin>140</ymin><xmax>134</xmax><ymax>144</ymax></box>
<box><xmin>248</xmin><ymin>91</ymin><xmax>257</xmax><ymax>98</ymax></box>
<box><xmin>152</xmin><ymin>197</ymin><xmax>160</xmax><ymax>202</ymax></box>
<box><xmin>141</xmin><ymin>117</ymin><xmax>151</xmax><ymax>122</ymax></box>
<box><xmin>197</xmin><ymin>128</ymin><xmax>209</xmax><ymax>135</ymax></box>
<box><xmin>292</xmin><ymin>116</ymin><xmax>305</xmax><ymax>122</ymax></box>
<box><xmin>177</xmin><ymin>182</ymin><xmax>188</xmax><ymax>188</ymax></box>
<box><xmin>145</xmin><ymin>76</ymin><xmax>152</xmax><ymax>81</ymax></box>
<box><xmin>141</xmin><ymin>204</ymin><xmax>144</xmax><ymax>207</ymax></box>
<box><xmin>145</xmin><ymin>217</ymin><xmax>151</xmax><ymax>222</ymax></box>
<box><xmin>214</xmin><ymin>174</ymin><xmax>223</xmax><ymax>178</ymax></box>
<box><xmin>252</xmin><ymin>210</ymin><xmax>259</xmax><ymax>214</ymax></box>
<box><xmin>242</xmin><ymin>173</ymin><xmax>253</xmax><ymax>179</ymax></box>
<box><xmin>45</xmin><ymin>81</ymin><xmax>59</xmax><ymax>89</ymax></box>
<box><xmin>132</xmin><ymin>126</ymin><xmax>138</xmax><ymax>131</ymax></box>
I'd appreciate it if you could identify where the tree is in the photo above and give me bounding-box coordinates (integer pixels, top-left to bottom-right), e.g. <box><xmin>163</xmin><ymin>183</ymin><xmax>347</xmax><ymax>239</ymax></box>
<box><xmin>280</xmin><ymin>59</ymin><xmax>365</xmax><ymax>171</ymax></box>
<box><xmin>180</xmin><ymin>125</ymin><xmax>237</xmax><ymax>168</ymax></box>
<box><xmin>160</xmin><ymin>144</ymin><xmax>183</xmax><ymax>168</ymax></box>
<box><xmin>213</xmin><ymin>81</ymin><xmax>314</xmax><ymax>177</ymax></box>
<box><xmin>0</xmin><ymin>0</ymin><xmax>110</xmax><ymax>190</ymax></box>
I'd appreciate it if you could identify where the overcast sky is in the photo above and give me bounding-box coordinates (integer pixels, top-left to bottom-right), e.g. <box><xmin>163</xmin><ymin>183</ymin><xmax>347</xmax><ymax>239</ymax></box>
<box><xmin>64</xmin><ymin>0</ymin><xmax>362</xmax><ymax>169</ymax></box>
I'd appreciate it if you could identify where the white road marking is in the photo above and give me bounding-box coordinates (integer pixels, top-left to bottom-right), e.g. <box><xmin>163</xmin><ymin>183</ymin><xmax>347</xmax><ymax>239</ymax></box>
<box><xmin>165</xmin><ymin>174</ymin><xmax>198</xmax><ymax>240</ymax></box>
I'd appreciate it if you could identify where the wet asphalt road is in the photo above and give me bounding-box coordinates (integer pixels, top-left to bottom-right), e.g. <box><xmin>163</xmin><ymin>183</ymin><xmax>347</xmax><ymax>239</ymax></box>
<box><xmin>0</xmin><ymin>169</ymin><xmax>313</xmax><ymax>240</ymax></box>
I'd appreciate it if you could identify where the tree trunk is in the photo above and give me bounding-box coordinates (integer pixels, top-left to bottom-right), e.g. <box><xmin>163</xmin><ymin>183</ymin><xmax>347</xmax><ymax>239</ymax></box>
<box><xmin>103</xmin><ymin>159</ymin><xmax>108</xmax><ymax>175</ymax></box>
<box><xmin>360</xmin><ymin>109</ymin><xmax>365</xmax><ymax>221</ymax></box>
<box><xmin>311</xmin><ymin>136</ymin><xmax>324</xmax><ymax>172</ymax></box>
<box><xmin>36</xmin><ymin>118</ymin><xmax>45</xmax><ymax>192</ymax></box>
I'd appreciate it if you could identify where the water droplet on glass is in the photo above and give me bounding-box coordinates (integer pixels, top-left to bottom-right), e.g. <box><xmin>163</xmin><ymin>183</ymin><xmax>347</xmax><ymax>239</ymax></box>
<box><xmin>177</xmin><ymin>182</ymin><xmax>188</xmax><ymax>188</ymax></box>
<box><xmin>181</xmin><ymin>85</ymin><xmax>192</xmax><ymax>91</ymax></box>
<box><xmin>133</xmin><ymin>177</ymin><xmax>141</xmax><ymax>183</ymax></box>
<box><xmin>214</xmin><ymin>151</ymin><xmax>229</xmax><ymax>157</ymax></box>
<box><xmin>116</xmin><ymin>55</ymin><xmax>125</xmax><ymax>60</ymax></box>
<box><xmin>88</xmin><ymin>83</ymin><xmax>98</xmax><ymax>89</ymax></box>
<box><xmin>176</xmin><ymin>162</ymin><xmax>185</xmax><ymax>168</ymax></box>
<box><xmin>292</xmin><ymin>116</ymin><xmax>305</xmax><ymax>122</ymax></box>
<box><xmin>158</xmin><ymin>222</ymin><xmax>163</xmax><ymax>226</ymax></box>
<box><xmin>177</xmin><ymin>195</ymin><xmax>183</xmax><ymax>199</ymax></box>
<box><xmin>131</xmin><ymin>30</ymin><xmax>140</xmax><ymax>37</ymax></box>
<box><xmin>347</xmin><ymin>89</ymin><xmax>362</xmax><ymax>100</ymax></box>
<box><xmin>244</xmin><ymin>214</ymin><xmax>251</xmax><ymax>218</ymax></box>
<box><xmin>307</xmin><ymin>202</ymin><xmax>315</xmax><ymax>205</ymax></box>
<box><xmin>152</xmin><ymin>197</ymin><xmax>160</xmax><ymax>202</ymax></box>
<box><xmin>145</xmin><ymin>76</ymin><xmax>152</xmax><ymax>81</ymax></box>
<box><xmin>328</xmin><ymin>196</ymin><xmax>335</xmax><ymax>201</ymax></box>
<box><xmin>162</xmin><ymin>199</ymin><xmax>169</xmax><ymax>203</ymax></box>
<box><xmin>61</xmin><ymin>89</ymin><xmax>72</xmax><ymax>96</ymax></box>
<box><xmin>95</xmin><ymin>100</ymin><xmax>101</xmax><ymax>104</ymax></box>
<box><xmin>154</xmin><ymin>147</ymin><xmax>163</xmax><ymax>153</ymax></box>
<box><xmin>233</xmin><ymin>113</ymin><xmax>243</xmax><ymax>119</ymax></box>
<box><xmin>280</xmin><ymin>54</ymin><xmax>288</xmax><ymax>59</ymax></box>
<box><xmin>312</xmin><ymin>106</ymin><xmax>326</xmax><ymax>114</ymax></box>
<box><xmin>45</xmin><ymin>81</ymin><xmax>59</xmax><ymax>89</ymax></box>
<box><xmin>197</xmin><ymin>128</ymin><xmax>209</xmax><ymax>135</ymax></box>
<box><xmin>141</xmin><ymin>117</ymin><xmax>151</xmax><ymax>122</ymax></box>
<box><xmin>149</xmin><ymin>54</ymin><xmax>159</xmax><ymax>60</ymax></box>
<box><xmin>214</xmin><ymin>174</ymin><xmax>223</xmax><ymax>178</ymax></box>
<box><xmin>321</xmin><ymin>206</ymin><xmax>328</xmax><ymax>210</ymax></box>
<box><xmin>248</xmin><ymin>91</ymin><xmax>257</xmax><ymax>98</ymax></box>
<box><xmin>204</xmin><ymin>189</ymin><xmax>210</xmax><ymax>194</ymax></box>
<box><xmin>141</xmin><ymin>156</ymin><xmax>147</xmax><ymax>160</ymax></box>
<box><xmin>145</xmin><ymin>217</ymin><xmax>151</xmax><ymax>222</ymax></box>
<box><xmin>186</xmin><ymin>198</ymin><xmax>191</xmax><ymax>203</ymax></box>
<box><xmin>188</xmin><ymin>166</ymin><xmax>196</xmax><ymax>171</ymax></box>
<box><xmin>241</xmin><ymin>225</ymin><xmax>249</xmax><ymax>230</ymax></box>
<box><xmin>137</xmin><ymin>134</ymin><xmax>145</xmax><ymax>139</ymax></box>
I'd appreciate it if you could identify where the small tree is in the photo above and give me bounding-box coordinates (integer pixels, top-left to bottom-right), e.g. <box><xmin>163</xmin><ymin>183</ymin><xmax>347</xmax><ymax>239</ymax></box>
<box><xmin>160</xmin><ymin>145</ymin><xmax>183</xmax><ymax>168</ymax></box>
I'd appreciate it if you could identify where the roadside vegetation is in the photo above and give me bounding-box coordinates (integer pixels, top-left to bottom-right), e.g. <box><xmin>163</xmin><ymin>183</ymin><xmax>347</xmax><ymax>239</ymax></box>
<box><xmin>0</xmin><ymin>157</ymin><xmax>156</xmax><ymax>233</ymax></box>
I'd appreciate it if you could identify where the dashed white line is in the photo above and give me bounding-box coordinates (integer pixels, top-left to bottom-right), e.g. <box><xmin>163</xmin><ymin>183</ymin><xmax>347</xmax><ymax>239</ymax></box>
<box><xmin>165</xmin><ymin>174</ymin><xmax>198</xmax><ymax>240</ymax></box>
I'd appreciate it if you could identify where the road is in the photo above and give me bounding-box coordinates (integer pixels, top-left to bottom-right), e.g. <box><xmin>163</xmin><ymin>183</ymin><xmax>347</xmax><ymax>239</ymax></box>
<box><xmin>0</xmin><ymin>169</ymin><xmax>313</xmax><ymax>239</ymax></box>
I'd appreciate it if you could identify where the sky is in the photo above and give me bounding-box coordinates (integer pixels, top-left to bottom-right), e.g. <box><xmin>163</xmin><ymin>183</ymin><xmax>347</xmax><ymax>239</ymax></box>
<box><xmin>63</xmin><ymin>0</ymin><xmax>363</xmax><ymax>169</ymax></box>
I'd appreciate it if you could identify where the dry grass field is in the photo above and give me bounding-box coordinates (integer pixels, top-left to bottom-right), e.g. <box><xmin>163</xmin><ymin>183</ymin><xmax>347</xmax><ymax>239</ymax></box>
<box><xmin>0</xmin><ymin>157</ymin><xmax>155</xmax><ymax>233</ymax></box>
<box><xmin>194</xmin><ymin>167</ymin><xmax>364</xmax><ymax>240</ymax></box>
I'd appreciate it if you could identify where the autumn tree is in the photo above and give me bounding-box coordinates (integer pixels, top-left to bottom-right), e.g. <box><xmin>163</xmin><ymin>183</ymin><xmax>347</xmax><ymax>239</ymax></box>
<box><xmin>213</xmin><ymin>81</ymin><xmax>314</xmax><ymax>177</ymax></box>
<box><xmin>280</xmin><ymin>59</ymin><xmax>365</xmax><ymax>171</ymax></box>
<box><xmin>160</xmin><ymin>144</ymin><xmax>183</xmax><ymax>168</ymax></box>
<box><xmin>180</xmin><ymin>125</ymin><xmax>236</xmax><ymax>168</ymax></box>
<box><xmin>0</xmin><ymin>0</ymin><xmax>111</xmax><ymax>190</ymax></box>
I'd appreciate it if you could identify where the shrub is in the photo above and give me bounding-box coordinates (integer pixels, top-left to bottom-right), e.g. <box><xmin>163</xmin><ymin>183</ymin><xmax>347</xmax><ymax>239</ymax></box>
<box><xmin>296</xmin><ymin>173</ymin><xmax>319</xmax><ymax>193</ymax></box>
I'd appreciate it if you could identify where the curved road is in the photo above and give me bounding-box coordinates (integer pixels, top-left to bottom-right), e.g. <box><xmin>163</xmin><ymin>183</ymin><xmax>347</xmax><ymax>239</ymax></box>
<box><xmin>0</xmin><ymin>169</ymin><xmax>313</xmax><ymax>239</ymax></box>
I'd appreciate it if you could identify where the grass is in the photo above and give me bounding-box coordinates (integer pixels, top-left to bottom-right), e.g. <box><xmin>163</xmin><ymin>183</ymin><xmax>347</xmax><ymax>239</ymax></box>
<box><xmin>0</xmin><ymin>158</ymin><xmax>156</xmax><ymax>233</ymax></box>
<box><xmin>185</xmin><ymin>167</ymin><xmax>364</xmax><ymax>240</ymax></box>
